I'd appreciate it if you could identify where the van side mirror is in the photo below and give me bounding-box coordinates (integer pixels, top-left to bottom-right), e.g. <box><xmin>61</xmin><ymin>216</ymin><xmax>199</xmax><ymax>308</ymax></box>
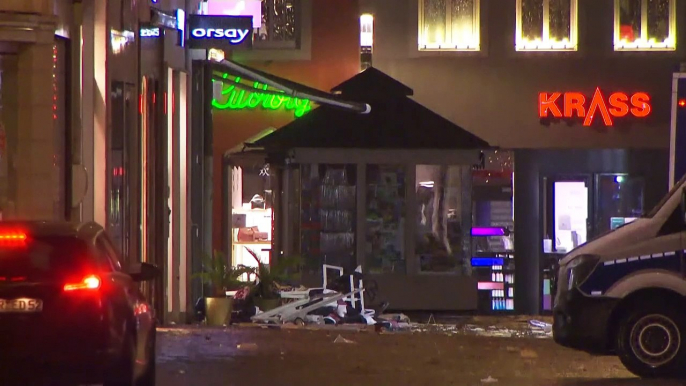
<box><xmin>129</xmin><ymin>262</ymin><xmax>161</xmax><ymax>282</ymax></box>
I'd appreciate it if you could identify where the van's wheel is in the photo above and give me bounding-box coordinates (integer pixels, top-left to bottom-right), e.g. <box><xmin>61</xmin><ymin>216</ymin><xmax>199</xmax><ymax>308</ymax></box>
<box><xmin>616</xmin><ymin>302</ymin><xmax>686</xmax><ymax>378</ymax></box>
<box><xmin>294</xmin><ymin>318</ymin><xmax>305</xmax><ymax>326</ymax></box>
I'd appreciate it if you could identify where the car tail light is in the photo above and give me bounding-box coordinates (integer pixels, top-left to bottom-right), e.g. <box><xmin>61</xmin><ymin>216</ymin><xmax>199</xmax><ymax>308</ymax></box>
<box><xmin>0</xmin><ymin>231</ymin><xmax>27</xmax><ymax>247</ymax></box>
<box><xmin>64</xmin><ymin>275</ymin><xmax>101</xmax><ymax>291</ymax></box>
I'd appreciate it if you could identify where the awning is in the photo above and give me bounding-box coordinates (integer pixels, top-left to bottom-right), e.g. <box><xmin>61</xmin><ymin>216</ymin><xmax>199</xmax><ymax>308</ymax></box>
<box><xmin>207</xmin><ymin>56</ymin><xmax>371</xmax><ymax>114</ymax></box>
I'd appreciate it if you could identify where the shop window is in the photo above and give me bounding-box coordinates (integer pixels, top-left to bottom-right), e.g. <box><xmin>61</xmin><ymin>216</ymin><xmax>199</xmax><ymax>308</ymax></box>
<box><xmin>231</xmin><ymin>163</ymin><xmax>275</xmax><ymax>272</ymax></box>
<box><xmin>300</xmin><ymin>164</ymin><xmax>357</xmax><ymax>272</ymax></box>
<box><xmin>472</xmin><ymin>152</ymin><xmax>515</xmax><ymax>311</ymax></box>
<box><xmin>594</xmin><ymin>174</ymin><xmax>644</xmax><ymax>235</ymax></box>
<box><xmin>256</xmin><ymin>0</ymin><xmax>300</xmax><ymax>48</ymax></box>
<box><xmin>516</xmin><ymin>0</ymin><xmax>578</xmax><ymax>51</ymax></box>
<box><xmin>418</xmin><ymin>0</ymin><xmax>480</xmax><ymax>51</ymax></box>
<box><xmin>614</xmin><ymin>0</ymin><xmax>676</xmax><ymax>51</ymax></box>
<box><xmin>366</xmin><ymin>165</ymin><xmax>406</xmax><ymax>273</ymax></box>
<box><xmin>416</xmin><ymin>165</ymin><xmax>471</xmax><ymax>273</ymax></box>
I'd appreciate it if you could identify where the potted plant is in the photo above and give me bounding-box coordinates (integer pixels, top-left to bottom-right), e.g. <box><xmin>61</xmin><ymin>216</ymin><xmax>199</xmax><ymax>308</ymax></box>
<box><xmin>193</xmin><ymin>249</ymin><xmax>254</xmax><ymax>326</ymax></box>
<box><xmin>245</xmin><ymin>248</ymin><xmax>303</xmax><ymax>312</ymax></box>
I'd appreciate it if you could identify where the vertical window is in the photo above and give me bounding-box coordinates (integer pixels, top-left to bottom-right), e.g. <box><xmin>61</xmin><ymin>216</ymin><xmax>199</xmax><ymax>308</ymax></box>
<box><xmin>615</xmin><ymin>0</ymin><xmax>676</xmax><ymax>51</ymax></box>
<box><xmin>366</xmin><ymin>165</ymin><xmax>406</xmax><ymax>273</ymax></box>
<box><xmin>418</xmin><ymin>0</ymin><xmax>480</xmax><ymax>51</ymax></box>
<box><xmin>416</xmin><ymin>165</ymin><xmax>471</xmax><ymax>273</ymax></box>
<box><xmin>516</xmin><ymin>0</ymin><xmax>578</xmax><ymax>51</ymax></box>
<box><xmin>360</xmin><ymin>14</ymin><xmax>374</xmax><ymax>70</ymax></box>
<box><xmin>257</xmin><ymin>0</ymin><xmax>299</xmax><ymax>48</ymax></box>
<box><xmin>300</xmin><ymin>164</ymin><xmax>357</xmax><ymax>272</ymax></box>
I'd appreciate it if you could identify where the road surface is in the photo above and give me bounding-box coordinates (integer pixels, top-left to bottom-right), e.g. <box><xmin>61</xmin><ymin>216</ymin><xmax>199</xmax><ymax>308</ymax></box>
<box><xmin>154</xmin><ymin>324</ymin><xmax>684</xmax><ymax>386</ymax></box>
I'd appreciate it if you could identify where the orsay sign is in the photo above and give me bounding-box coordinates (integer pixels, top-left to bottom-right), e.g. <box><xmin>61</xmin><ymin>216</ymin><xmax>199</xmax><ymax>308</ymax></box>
<box><xmin>190</xmin><ymin>28</ymin><xmax>250</xmax><ymax>44</ymax></box>
<box><xmin>187</xmin><ymin>15</ymin><xmax>252</xmax><ymax>50</ymax></box>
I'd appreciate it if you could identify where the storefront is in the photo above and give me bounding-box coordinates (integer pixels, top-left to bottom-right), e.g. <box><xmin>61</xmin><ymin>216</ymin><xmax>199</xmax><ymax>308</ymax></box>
<box><xmin>190</xmin><ymin>55</ymin><xmax>369</xmax><ymax>306</ymax></box>
<box><xmin>225</xmin><ymin>68</ymin><xmax>491</xmax><ymax>311</ymax></box>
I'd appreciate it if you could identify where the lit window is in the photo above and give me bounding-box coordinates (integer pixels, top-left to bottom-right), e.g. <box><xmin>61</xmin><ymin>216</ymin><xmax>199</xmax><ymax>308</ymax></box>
<box><xmin>360</xmin><ymin>14</ymin><xmax>374</xmax><ymax>70</ymax></box>
<box><xmin>418</xmin><ymin>0</ymin><xmax>480</xmax><ymax>51</ymax></box>
<box><xmin>516</xmin><ymin>0</ymin><xmax>578</xmax><ymax>51</ymax></box>
<box><xmin>256</xmin><ymin>0</ymin><xmax>299</xmax><ymax>48</ymax></box>
<box><xmin>614</xmin><ymin>0</ymin><xmax>676</xmax><ymax>51</ymax></box>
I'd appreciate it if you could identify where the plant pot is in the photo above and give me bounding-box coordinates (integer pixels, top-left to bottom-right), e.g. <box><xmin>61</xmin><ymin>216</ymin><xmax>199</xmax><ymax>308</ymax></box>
<box><xmin>205</xmin><ymin>297</ymin><xmax>233</xmax><ymax>326</ymax></box>
<box><xmin>254</xmin><ymin>297</ymin><xmax>280</xmax><ymax>312</ymax></box>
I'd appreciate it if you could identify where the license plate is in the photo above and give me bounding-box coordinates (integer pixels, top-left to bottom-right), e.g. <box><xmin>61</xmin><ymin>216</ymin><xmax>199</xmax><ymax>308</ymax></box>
<box><xmin>0</xmin><ymin>298</ymin><xmax>43</xmax><ymax>313</ymax></box>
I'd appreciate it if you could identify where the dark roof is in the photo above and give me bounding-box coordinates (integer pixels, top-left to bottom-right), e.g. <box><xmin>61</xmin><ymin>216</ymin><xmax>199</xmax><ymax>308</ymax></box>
<box><xmin>253</xmin><ymin>67</ymin><xmax>490</xmax><ymax>150</ymax></box>
<box><xmin>254</xmin><ymin>97</ymin><xmax>489</xmax><ymax>150</ymax></box>
<box><xmin>331</xmin><ymin>67</ymin><xmax>413</xmax><ymax>97</ymax></box>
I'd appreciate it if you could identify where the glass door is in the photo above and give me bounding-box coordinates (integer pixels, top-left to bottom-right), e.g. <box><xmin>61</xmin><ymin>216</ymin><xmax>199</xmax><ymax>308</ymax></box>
<box><xmin>542</xmin><ymin>175</ymin><xmax>590</xmax><ymax>312</ymax></box>
<box><xmin>544</xmin><ymin>176</ymin><xmax>591</xmax><ymax>254</ymax></box>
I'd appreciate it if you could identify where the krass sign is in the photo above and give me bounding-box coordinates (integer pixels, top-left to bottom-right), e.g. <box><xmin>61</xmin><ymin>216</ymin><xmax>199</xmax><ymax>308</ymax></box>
<box><xmin>187</xmin><ymin>15</ymin><xmax>253</xmax><ymax>50</ymax></box>
<box><xmin>539</xmin><ymin>88</ymin><xmax>652</xmax><ymax>126</ymax></box>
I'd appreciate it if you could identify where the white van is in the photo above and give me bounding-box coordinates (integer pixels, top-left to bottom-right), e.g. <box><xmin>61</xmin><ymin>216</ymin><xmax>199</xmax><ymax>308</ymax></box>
<box><xmin>553</xmin><ymin>174</ymin><xmax>686</xmax><ymax>378</ymax></box>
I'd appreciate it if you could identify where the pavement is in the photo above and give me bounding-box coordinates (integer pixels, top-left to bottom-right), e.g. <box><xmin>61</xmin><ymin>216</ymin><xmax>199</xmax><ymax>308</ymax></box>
<box><xmin>154</xmin><ymin>319</ymin><xmax>686</xmax><ymax>386</ymax></box>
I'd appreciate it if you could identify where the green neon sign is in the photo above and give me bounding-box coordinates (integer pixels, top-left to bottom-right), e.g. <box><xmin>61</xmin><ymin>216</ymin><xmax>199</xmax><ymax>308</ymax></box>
<box><xmin>212</xmin><ymin>74</ymin><xmax>312</xmax><ymax>118</ymax></box>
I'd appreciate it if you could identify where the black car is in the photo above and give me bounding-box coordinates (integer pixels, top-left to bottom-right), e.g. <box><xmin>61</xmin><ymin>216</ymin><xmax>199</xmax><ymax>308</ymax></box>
<box><xmin>0</xmin><ymin>221</ymin><xmax>159</xmax><ymax>385</ymax></box>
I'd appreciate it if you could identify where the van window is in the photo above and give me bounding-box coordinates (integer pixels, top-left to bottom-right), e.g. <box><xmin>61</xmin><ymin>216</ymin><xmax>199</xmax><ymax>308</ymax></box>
<box><xmin>644</xmin><ymin>174</ymin><xmax>686</xmax><ymax>218</ymax></box>
<box><xmin>659</xmin><ymin>205</ymin><xmax>686</xmax><ymax>235</ymax></box>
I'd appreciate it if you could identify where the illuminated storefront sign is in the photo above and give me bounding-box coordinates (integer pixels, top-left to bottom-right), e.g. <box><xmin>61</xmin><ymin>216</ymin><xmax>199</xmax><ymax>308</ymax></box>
<box><xmin>140</xmin><ymin>27</ymin><xmax>161</xmax><ymax>37</ymax></box>
<box><xmin>538</xmin><ymin>88</ymin><xmax>651</xmax><ymax>126</ymax></box>
<box><xmin>191</xmin><ymin>28</ymin><xmax>250</xmax><ymax>44</ymax></box>
<box><xmin>206</xmin><ymin>0</ymin><xmax>262</xmax><ymax>28</ymax></box>
<box><xmin>187</xmin><ymin>15</ymin><xmax>253</xmax><ymax>50</ymax></box>
<box><xmin>212</xmin><ymin>74</ymin><xmax>312</xmax><ymax>118</ymax></box>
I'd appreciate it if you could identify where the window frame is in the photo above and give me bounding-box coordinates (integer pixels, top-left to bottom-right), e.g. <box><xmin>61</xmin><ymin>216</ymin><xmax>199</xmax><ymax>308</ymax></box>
<box><xmin>515</xmin><ymin>0</ymin><xmax>578</xmax><ymax>51</ymax></box>
<box><xmin>417</xmin><ymin>0</ymin><xmax>481</xmax><ymax>52</ymax></box>
<box><xmin>613</xmin><ymin>0</ymin><xmax>676</xmax><ymax>51</ymax></box>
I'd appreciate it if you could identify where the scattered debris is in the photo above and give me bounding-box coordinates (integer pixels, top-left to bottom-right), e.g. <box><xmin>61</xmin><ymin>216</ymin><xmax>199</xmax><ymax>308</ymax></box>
<box><xmin>519</xmin><ymin>349</ymin><xmax>538</xmax><ymax>359</ymax></box>
<box><xmin>237</xmin><ymin>343</ymin><xmax>259</xmax><ymax>351</ymax></box>
<box><xmin>333</xmin><ymin>334</ymin><xmax>356</xmax><ymax>344</ymax></box>
<box><xmin>481</xmin><ymin>376</ymin><xmax>498</xmax><ymax>383</ymax></box>
<box><xmin>178</xmin><ymin>370</ymin><xmax>185</xmax><ymax>374</ymax></box>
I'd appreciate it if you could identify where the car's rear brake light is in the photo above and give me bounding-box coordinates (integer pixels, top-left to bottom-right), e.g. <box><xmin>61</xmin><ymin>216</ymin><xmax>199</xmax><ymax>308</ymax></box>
<box><xmin>0</xmin><ymin>231</ymin><xmax>27</xmax><ymax>247</ymax></box>
<box><xmin>64</xmin><ymin>275</ymin><xmax>101</xmax><ymax>291</ymax></box>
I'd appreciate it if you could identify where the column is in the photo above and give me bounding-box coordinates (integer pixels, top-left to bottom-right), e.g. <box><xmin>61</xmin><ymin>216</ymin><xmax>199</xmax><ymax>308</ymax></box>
<box><xmin>9</xmin><ymin>44</ymin><xmax>60</xmax><ymax>220</ymax></box>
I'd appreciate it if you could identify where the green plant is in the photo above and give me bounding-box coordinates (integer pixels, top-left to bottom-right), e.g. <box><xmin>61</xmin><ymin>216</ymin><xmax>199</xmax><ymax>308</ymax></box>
<box><xmin>193</xmin><ymin>249</ymin><xmax>254</xmax><ymax>297</ymax></box>
<box><xmin>244</xmin><ymin>248</ymin><xmax>303</xmax><ymax>299</ymax></box>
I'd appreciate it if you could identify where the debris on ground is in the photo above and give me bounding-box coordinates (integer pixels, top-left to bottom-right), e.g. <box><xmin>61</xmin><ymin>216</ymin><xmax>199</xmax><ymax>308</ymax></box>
<box><xmin>480</xmin><ymin>375</ymin><xmax>498</xmax><ymax>383</ymax></box>
<box><xmin>333</xmin><ymin>334</ymin><xmax>356</xmax><ymax>344</ymax></box>
<box><xmin>237</xmin><ymin>343</ymin><xmax>259</xmax><ymax>351</ymax></box>
<box><xmin>519</xmin><ymin>348</ymin><xmax>538</xmax><ymax>359</ymax></box>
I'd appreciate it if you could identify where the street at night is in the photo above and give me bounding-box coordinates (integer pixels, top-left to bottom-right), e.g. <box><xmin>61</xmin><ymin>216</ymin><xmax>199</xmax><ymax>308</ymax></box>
<box><xmin>155</xmin><ymin>322</ymin><xmax>680</xmax><ymax>386</ymax></box>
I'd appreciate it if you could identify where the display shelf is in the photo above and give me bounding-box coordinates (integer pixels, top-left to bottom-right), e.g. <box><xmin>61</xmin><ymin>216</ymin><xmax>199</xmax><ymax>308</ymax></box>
<box><xmin>472</xmin><ymin>249</ymin><xmax>516</xmax><ymax>312</ymax></box>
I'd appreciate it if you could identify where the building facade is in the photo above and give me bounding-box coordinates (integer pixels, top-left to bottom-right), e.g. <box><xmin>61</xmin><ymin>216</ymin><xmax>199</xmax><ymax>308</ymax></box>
<box><xmin>0</xmin><ymin>0</ymin><xmax>198</xmax><ymax>324</ymax></box>
<box><xmin>354</xmin><ymin>0</ymin><xmax>686</xmax><ymax>313</ymax></box>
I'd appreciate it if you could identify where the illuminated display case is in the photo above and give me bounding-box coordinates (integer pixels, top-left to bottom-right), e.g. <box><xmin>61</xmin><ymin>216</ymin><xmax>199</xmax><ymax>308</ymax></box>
<box><xmin>472</xmin><ymin>150</ymin><xmax>515</xmax><ymax>313</ymax></box>
<box><xmin>228</xmin><ymin>156</ymin><xmax>276</xmax><ymax>275</ymax></box>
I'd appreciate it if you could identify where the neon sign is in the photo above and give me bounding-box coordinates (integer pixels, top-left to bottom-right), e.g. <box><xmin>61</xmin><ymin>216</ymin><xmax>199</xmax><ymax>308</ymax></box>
<box><xmin>539</xmin><ymin>88</ymin><xmax>651</xmax><ymax>126</ymax></box>
<box><xmin>212</xmin><ymin>74</ymin><xmax>312</xmax><ymax>118</ymax></box>
<box><xmin>191</xmin><ymin>28</ymin><xmax>250</xmax><ymax>44</ymax></box>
